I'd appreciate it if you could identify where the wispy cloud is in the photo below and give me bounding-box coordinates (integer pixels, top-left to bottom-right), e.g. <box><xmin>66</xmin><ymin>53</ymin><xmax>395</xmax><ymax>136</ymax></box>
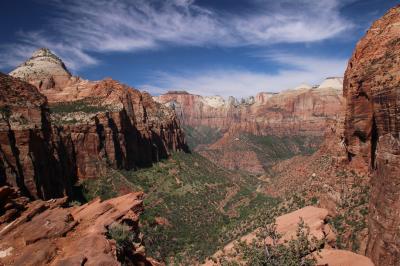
<box><xmin>142</xmin><ymin>54</ymin><xmax>347</xmax><ymax>98</ymax></box>
<box><xmin>0</xmin><ymin>0</ymin><xmax>353</xmax><ymax>71</ymax></box>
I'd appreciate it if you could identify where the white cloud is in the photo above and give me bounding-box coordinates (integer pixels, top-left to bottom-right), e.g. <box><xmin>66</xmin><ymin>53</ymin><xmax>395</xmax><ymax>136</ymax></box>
<box><xmin>0</xmin><ymin>0</ymin><xmax>353</xmax><ymax>70</ymax></box>
<box><xmin>142</xmin><ymin>54</ymin><xmax>347</xmax><ymax>97</ymax></box>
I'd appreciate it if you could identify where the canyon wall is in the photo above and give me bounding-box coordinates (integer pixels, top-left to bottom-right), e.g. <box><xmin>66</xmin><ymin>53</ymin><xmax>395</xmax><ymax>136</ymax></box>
<box><xmin>344</xmin><ymin>5</ymin><xmax>400</xmax><ymax>265</ymax></box>
<box><xmin>1</xmin><ymin>49</ymin><xmax>186</xmax><ymax>199</ymax></box>
<box><xmin>154</xmin><ymin>80</ymin><xmax>344</xmax><ymax>137</ymax></box>
<box><xmin>0</xmin><ymin>73</ymin><xmax>75</xmax><ymax>199</ymax></box>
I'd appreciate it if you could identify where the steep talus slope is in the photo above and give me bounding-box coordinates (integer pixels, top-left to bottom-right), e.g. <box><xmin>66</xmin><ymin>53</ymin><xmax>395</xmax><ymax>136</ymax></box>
<box><xmin>197</xmin><ymin>131</ymin><xmax>321</xmax><ymax>174</ymax></box>
<box><xmin>344</xmin><ymin>5</ymin><xmax>400</xmax><ymax>265</ymax></box>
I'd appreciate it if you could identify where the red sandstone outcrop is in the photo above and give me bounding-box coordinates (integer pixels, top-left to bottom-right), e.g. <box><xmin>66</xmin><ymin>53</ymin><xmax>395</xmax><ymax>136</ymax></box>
<box><xmin>0</xmin><ymin>187</ymin><xmax>160</xmax><ymax>266</ymax></box>
<box><xmin>204</xmin><ymin>206</ymin><xmax>373</xmax><ymax>266</ymax></box>
<box><xmin>154</xmin><ymin>82</ymin><xmax>344</xmax><ymax>138</ymax></box>
<box><xmin>316</xmin><ymin>249</ymin><xmax>374</xmax><ymax>266</ymax></box>
<box><xmin>343</xmin><ymin>5</ymin><xmax>400</xmax><ymax>265</ymax></box>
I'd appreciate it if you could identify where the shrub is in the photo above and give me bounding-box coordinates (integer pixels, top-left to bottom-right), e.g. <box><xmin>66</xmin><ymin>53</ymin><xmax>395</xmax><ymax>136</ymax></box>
<box><xmin>49</xmin><ymin>98</ymin><xmax>109</xmax><ymax>114</ymax></box>
<box><xmin>237</xmin><ymin>218</ymin><xmax>322</xmax><ymax>266</ymax></box>
<box><xmin>107</xmin><ymin>223</ymin><xmax>136</xmax><ymax>254</ymax></box>
<box><xmin>68</xmin><ymin>200</ymin><xmax>82</xmax><ymax>207</ymax></box>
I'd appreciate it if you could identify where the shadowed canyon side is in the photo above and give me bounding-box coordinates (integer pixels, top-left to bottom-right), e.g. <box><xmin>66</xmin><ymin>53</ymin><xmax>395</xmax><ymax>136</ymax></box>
<box><xmin>1</xmin><ymin>49</ymin><xmax>187</xmax><ymax>199</ymax></box>
<box><xmin>0</xmin><ymin>73</ymin><xmax>76</xmax><ymax>200</ymax></box>
<box><xmin>344</xmin><ymin>5</ymin><xmax>400</xmax><ymax>265</ymax></box>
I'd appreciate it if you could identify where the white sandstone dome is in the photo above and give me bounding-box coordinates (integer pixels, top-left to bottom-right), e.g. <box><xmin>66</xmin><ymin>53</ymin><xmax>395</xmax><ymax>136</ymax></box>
<box><xmin>318</xmin><ymin>77</ymin><xmax>343</xmax><ymax>90</ymax></box>
<box><xmin>9</xmin><ymin>48</ymin><xmax>72</xmax><ymax>90</ymax></box>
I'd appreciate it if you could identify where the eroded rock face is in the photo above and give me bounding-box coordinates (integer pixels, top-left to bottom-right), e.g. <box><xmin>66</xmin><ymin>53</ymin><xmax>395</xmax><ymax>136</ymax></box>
<box><xmin>154</xmin><ymin>83</ymin><xmax>344</xmax><ymax>137</ymax></box>
<box><xmin>0</xmin><ymin>188</ymin><xmax>159</xmax><ymax>266</ymax></box>
<box><xmin>2</xmin><ymin>49</ymin><xmax>187</xmax><ymax>198</ymax></box>
<box><xmin>45</xmin><ymin>78</ymin><xmax>187</xmax><ymax>179</ymax></box>
<box><xmin>0</xmin><ymin>73</ymin><xmax>76</xmax><ymax>199</ymax></box>
<box><xmin>344</xmin><ymin>5</ymin><xmax>400</xmax><ymax>265</ymax></box>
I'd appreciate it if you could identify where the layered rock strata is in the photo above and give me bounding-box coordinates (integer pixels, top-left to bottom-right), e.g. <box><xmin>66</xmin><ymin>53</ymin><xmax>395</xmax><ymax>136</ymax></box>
<box><xmin>1</xmin><ymin>49</ymin><xmax>186</xmax><ymax>199</ymax></box>
<box><xmin>343</xmin><ymin>5</ymin><xmax>400</xmax><ymax>265</ymax></box>
<box><xmin>0</xmin><ymin>73</ymin><xmax>75</xmax><ymax>199</ymax></box>
<box><xmin>154</xmin><ymin>80</ymin><xmax>344</xmax><ymax>138</ymax></box>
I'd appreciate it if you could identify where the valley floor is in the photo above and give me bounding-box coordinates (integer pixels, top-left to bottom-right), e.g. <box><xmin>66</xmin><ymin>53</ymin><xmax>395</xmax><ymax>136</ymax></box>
<box><xmin>78</xmin><ymin>150</ymin><xmax>319</xmax><ymax>264</ymax></box>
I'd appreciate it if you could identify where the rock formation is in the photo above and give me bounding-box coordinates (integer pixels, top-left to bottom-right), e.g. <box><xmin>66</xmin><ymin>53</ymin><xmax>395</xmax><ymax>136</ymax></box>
<box><xmin>343</xmin><ymin>5</ymin><xmax>400</xmax><ymax>265</ymax></box>
<box><xmin>204</xmin><ymin>206</ymin><xmax>373</xmax><ymax>266</ymax></box>
<box><xmin>154</xmin><ymin>81</ymin><xmax>344</xmax><ymax>138</ymax></box>
<box><xmin>9</xmin><ymin>48</ymin><xmax>72</xmax><ymax>90</ymax></box>
<box><xmin>0</xmin><ymin>186</ymin><xmax>160</xmax><ymax>266</ymax></box>
<box><xmin>155</xmin><ymin>83</ymin><xmax>344</xmax><ymax>173</ymax></box>
<box><xmin>0</xmin><ymin>73</ymin><xmax>76</xmax><ymax>199</ymax></box>
<box><xmin>1</xmin><ymin>49</ymin><xmax>186</xmax><ymax>199</ymax></box>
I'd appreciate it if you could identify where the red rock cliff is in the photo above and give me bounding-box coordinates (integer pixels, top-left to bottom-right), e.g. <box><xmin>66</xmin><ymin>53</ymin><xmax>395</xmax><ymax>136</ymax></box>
<box><xmin>46</xmin><ymin>78</ymin><xmax>187</xmax><ymax>179</ymax></box>
<box><xmin>0</xmin><ymin>73</ymin><xmax>75</xmax><ymax>199</ymax></box>
<box><xmin>2</xmin><ymin>49</ymin><xmax>187</xmax><ymax>199</ymax></box>
<box><xmin>344</xmin><ymin>5</ymin><xmax>400</xmax><ymax>265</ymax></box>
<box><xmin>154</xmin><ymin>82</ymin><xmax>344</xmax><ymax>137</ymax></box>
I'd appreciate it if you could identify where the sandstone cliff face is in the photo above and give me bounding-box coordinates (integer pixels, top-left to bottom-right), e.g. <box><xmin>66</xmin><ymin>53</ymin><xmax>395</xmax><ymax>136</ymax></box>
<box><xmin>344</xmin><ymin>5</ymin><xmax>400</xmax><ymax>265</ymax></box>
<box><xmin>45</xmin><ymin>78</ymin><xmax>187</xmax><ymax>179</ymax></box>
<box><xmin>2</xmin><ymin>49</ymin><xmax>186</xmax><ymax>199</ymax></box>
<box><xmin>0</xmin><ymin>73</ymin><xmax>75</xmax><ymax>199</ymax></box>
<box><xmin>154</xmin><ymin>82</ymin><xmax>344</xmax><ymax>138</ymax></box>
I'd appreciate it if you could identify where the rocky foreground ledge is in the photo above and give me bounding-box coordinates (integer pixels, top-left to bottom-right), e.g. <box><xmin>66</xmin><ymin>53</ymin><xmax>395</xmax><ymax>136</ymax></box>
<box><xmin>0</xmin><ymin>186</ymin><xmax>160</xmax><ymax>266</ymax></box>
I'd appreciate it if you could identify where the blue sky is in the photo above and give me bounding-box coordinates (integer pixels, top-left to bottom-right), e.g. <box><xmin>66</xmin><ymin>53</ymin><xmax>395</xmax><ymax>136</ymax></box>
<box><xmin>0</xmin><ymin>0</ymin><xmax>398</xmax><ymax>97</ymax></box>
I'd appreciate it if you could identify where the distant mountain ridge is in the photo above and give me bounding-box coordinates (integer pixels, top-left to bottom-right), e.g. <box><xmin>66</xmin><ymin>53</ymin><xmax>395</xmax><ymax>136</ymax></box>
<box><xmin>154</xmin><ymin>78</ymin><xmax>345</xmax><ymax>138</ymax></box>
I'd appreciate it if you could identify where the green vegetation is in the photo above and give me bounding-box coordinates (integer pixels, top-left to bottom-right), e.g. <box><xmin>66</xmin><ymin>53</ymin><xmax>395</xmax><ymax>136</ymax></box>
<box><xmin>122</xmin><ymin>152</ymin><xmax>278</xmax><ymax>263</ymax></box>
<box><xmin>183</xmin><ymin>125</ymin><xmax>223</xmax><ymax>149</ymax></box>
<box><xmin>327</xmin><ymin>171</ymin><xmax>370</xmax><ymax>251</ymax></box>
<box><xmin>107</xmin><ymin>223</ymin><xmax>138</xmax><ymax>261</ymax></box>
<box><xmin>246</xmin><ymin>134</ymin><xmax>322</xmax><ymax>162</ymax></box>
<box><xmin>79</xmin><ymin>151</ymin><xmax>320</xmax><ymax>264</ymax></box>
<box><xmin>80</xmin><ymin>169</ymin><xmax>134</xmax><ymax>201</ymax></box>
<box><xmin>49</xmin><ymin>98</ymin><xmax>110</xmax><ymax>114</ymax></box>
<box><xmin>81</xmin><ymin>152</ymin><xmax>284</xmax><ymax>263</ymax></box>
<box><xmin>196</xmin><ymin>133</ymin><xmax>323</xmax><ymax>174</ymax></box>
<box><xmin>234</xmin><ymin>219</ymin><xmax>322</xmax><ymax>266</ymax></box>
